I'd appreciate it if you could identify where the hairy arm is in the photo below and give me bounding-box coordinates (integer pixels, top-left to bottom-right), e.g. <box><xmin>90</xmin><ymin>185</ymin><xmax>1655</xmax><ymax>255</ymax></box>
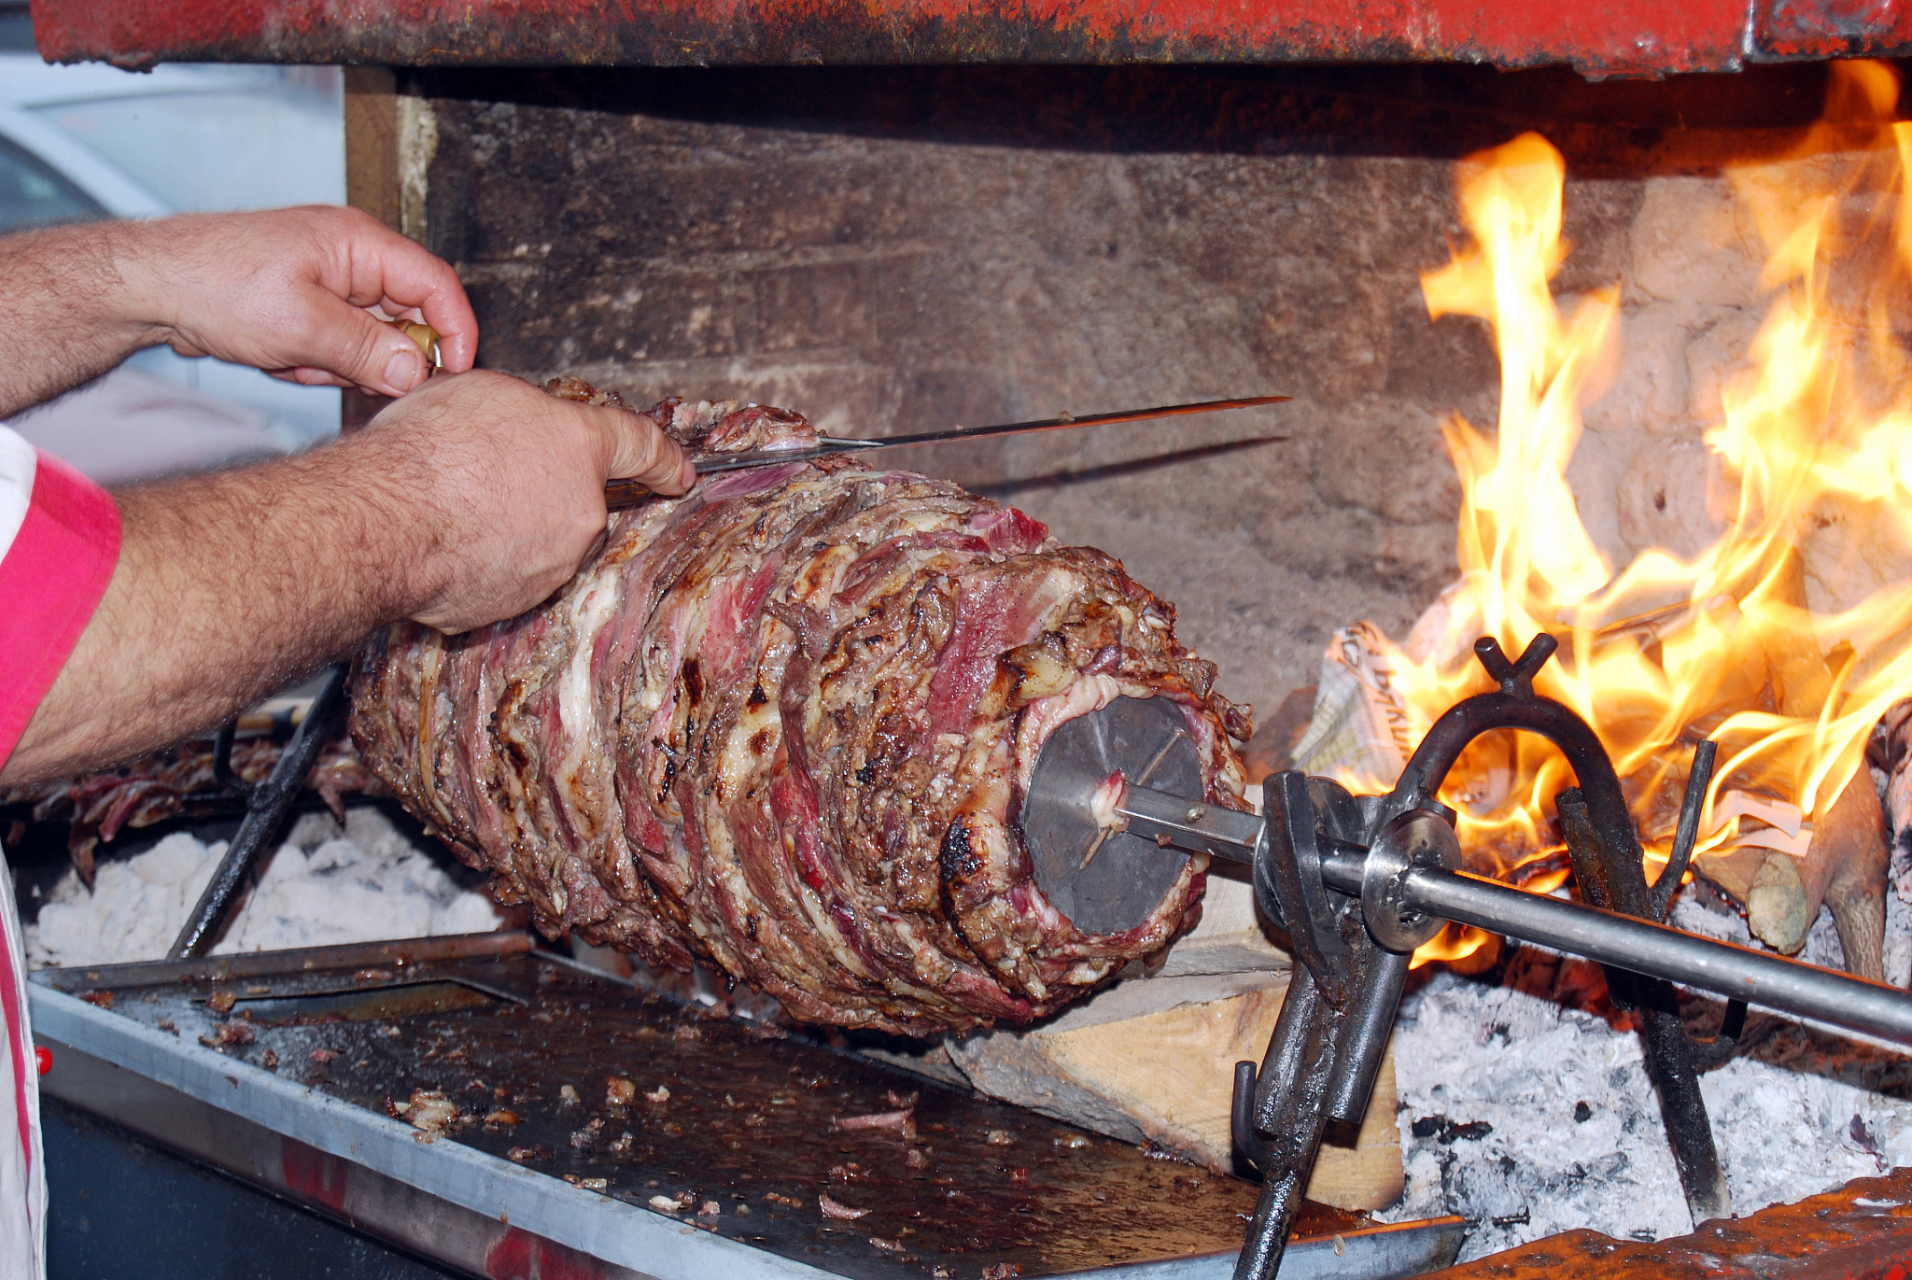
<box><xmin>0</xmin><ymin>208</ymin><xmax>693</xmax><ymax>784</ymax></box>
<box><xmin>0</xmin><ymin>207</ymin><xmax>478</xmax><ymax>416</ymax></box>
<box><xmin>1</xmin><ymin>370</ymin><xmax>691</xmax><ymax>785</ymax></box>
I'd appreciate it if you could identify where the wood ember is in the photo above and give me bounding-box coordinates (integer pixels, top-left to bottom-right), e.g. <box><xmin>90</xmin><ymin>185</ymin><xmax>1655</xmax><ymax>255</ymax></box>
<box><xmin>1757</xmin><ymin>771</ymin><xmax>1889</xmax><ymax>979</ymax></box>
<box><xmin>1719</xmin><ymin>566</ymin><xmax>1891</xmax><ymax>974</ymax></box>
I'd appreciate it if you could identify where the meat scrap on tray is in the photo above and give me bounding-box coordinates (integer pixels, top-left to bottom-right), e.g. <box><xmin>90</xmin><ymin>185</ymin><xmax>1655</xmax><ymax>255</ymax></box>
<box><xmin>351</xmin><ymin>382</ymin><xmax>1251</xmax><ymax>1034</ymax></box>
<box><xmin>4</xmin><ymin>734</ymin><xmax>376</xmax><ymax>885</ymax></box>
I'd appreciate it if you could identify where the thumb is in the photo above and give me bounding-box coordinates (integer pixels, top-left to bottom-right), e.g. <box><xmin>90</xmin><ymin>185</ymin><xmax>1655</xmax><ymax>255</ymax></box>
<box><xmin>301</xmin><ymin>291</ymin><xmax>431</xmax><ymax>397</ymax></box>
<box><xmin>596</xmin><ymin>403</ymin><xmax>695</xmax><ymax>496</ymax></box>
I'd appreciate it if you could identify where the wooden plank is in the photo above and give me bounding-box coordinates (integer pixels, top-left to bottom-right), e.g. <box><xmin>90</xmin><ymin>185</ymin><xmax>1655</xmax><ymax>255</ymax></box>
<box><xmin>942</xmin><ymin>875</ymin><xmax>1400</xmax><ymax>1212</ymax></box>
<box><xmin>342</xmin><ymin>66</ymin><xmax>399</xmax><ymax>430</ymax></box>
<box><xmin>344</xmin><ymin>65</ymin><xmax>399</xmax><ymax>231</ymax></box>
<box><xmin>1038</xmin><ymin>979</ymin><xmax>1402</xmax><ymax>1210</ymax></box>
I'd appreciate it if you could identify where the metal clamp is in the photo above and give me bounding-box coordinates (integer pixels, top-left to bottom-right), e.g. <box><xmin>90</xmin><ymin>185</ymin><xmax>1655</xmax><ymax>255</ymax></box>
<box><xmin>1230</xmin><ymin>632</ymin><xmax>1735</xmax><ymax>1279</ymax></box>
<box><xmin>1361</xmin><ymin>810</ymin><xmax>1459</xmax><ymax>953</ymax></box>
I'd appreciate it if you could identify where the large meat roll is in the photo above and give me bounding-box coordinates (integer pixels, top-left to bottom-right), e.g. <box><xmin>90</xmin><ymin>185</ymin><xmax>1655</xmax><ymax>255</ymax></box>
<box><xmin>350</xmin><ymin>388</ymin><xmax>1249</xmax><ymax>1034</ymax></box>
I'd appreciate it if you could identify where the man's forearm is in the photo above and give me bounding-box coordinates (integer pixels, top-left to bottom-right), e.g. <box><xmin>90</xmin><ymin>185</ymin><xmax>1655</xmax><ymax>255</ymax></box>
<box><xmin>0</xmin><ymin>222</ymin><xmax>169</xmax><ymax>417</ymax></box>
<box><xmin>1</xmin><ymin>363</ymin><xmax>691</xmax><ymax>786</ymax></box>
<box><xmin>0</xmin><ymin>431</ymin><xmax>440</xmax><ymax>784</ymax></box>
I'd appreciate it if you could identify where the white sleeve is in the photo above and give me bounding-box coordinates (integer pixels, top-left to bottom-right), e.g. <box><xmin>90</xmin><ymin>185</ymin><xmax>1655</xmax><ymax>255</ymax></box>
<box><xmin>0</xmin><ymin>857</ymin><xmax>44</xmax><ymax>1280</ymax></box>
<box><xmin>0</xmin><ymin>427</ymin><xmax>36</xmax><ymax>564</ymax></box>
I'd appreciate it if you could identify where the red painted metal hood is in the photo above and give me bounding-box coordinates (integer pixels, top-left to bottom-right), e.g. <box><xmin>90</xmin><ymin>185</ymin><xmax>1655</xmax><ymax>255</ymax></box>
<box><xmin>26</xmin><ymin>0</ymin><xmax>1912</xmax><ymax>79</ymax></box>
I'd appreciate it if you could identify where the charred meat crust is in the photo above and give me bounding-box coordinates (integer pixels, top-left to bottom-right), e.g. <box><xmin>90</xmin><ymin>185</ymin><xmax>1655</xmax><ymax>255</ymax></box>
<box><xmin>350</xmin><ymin>389</ymin><xmax>1249</xmax><ymax>1035</ymax></box>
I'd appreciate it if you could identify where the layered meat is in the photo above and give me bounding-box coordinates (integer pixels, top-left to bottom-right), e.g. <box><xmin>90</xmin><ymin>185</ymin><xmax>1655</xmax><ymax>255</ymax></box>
<box><xmin>350</xmin><ymin>389</ymin><xmax>1249</xmax><ymax>1034</ymax></box>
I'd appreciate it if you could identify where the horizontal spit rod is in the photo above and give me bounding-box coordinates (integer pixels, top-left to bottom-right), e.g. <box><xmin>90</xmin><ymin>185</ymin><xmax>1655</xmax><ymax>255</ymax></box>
<box><xmin>1113</xmin><ymin>783</ymin><xmax>1262</xmax><ymax>861</ymax></box>
<box><xmin>1315</xmin><ymin>850</ymin><xmax>1912</xmax><ymax>1047</ymax></box>
<box><xmin>1113</xmin><ymin>784</ymin><xmax>1912</xmax><ymax>1045</ymax></box>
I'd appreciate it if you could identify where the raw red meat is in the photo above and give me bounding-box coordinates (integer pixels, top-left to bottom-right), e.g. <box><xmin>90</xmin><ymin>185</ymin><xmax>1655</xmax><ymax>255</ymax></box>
<box><xmin>350</xmin><ymin>388</ymin><xmax>1248</xmax><ymax>1033</ymax></box>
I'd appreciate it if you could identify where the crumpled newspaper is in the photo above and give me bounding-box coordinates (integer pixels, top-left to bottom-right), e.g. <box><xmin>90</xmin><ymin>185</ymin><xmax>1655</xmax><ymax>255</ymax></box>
<box><xmin>1290</xmin><ymin>605</ymin><xmax>1848</xmax><ymax>863</ymax></box>
<box><xmin>1289</xmin><ymin>622</ymin><xmax>1418</xmax><ymax>789</ymax></box>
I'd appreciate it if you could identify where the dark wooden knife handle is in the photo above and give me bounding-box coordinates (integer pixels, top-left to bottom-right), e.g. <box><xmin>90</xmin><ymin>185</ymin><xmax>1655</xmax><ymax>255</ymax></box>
<box><xmin>604</xmin><ymin>478</ymin><xmax>656</xmax><ymax>510</ymax></box>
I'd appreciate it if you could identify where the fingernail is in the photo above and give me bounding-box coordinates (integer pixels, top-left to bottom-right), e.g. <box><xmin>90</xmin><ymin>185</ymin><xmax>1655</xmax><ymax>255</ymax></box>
<box><xmin>679</xmin><ymin>458</ymin><xmax>697</xmax><ymax>491</ymax></box>
<box><xmin>385</xmin><ymin>347</ymin><xmax>423</xmax><ymax>393</ymax></box>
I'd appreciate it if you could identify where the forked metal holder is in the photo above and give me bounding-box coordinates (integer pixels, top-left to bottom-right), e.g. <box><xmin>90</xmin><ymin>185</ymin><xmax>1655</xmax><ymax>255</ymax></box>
<box><xmin>1102</xmin><ymin>634</ymin><xmax>1912</xmax><ymax>1280</ymax></box>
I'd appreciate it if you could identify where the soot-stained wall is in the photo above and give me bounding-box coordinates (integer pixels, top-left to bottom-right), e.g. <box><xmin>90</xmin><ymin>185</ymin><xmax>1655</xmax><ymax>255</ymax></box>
<box><xmin>412</xmin><ymin>65</ymin><xmax>1832</xmax><ymax>727</ymax></box>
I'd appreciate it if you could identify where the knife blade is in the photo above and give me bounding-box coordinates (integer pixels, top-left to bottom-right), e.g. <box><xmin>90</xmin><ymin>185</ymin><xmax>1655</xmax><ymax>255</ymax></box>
<box><xmin>377</xmin><ymin>320</ymin><xmax>1289</xmax><ymax>512</ymax></box>
<box><xmin>602</xmin><ymin>393</ymin><xmax>1291</xmax><ymax>510</ymax></box>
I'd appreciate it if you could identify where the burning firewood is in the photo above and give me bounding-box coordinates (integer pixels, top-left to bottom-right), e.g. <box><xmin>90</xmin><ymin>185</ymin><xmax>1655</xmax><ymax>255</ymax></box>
<box><xmin>1702</xmin><ymin>768</ymin><xmax>1890</xmax><ymax>976</ymax></box>
<box><xmin>1699</xmin><ymin>554</ymin><xmax>1890</xmax><ymax>974</ymax></box>
<box><xmin>1276</xmin><ymin>122</ymin><xmax>1912</xmax><ymax>988</ymax></box>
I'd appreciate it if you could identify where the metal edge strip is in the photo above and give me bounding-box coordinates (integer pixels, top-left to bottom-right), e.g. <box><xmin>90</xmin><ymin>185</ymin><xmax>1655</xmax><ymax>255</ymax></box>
<box><xmin>33</xmin><ymin>929</ymin><xmax>535</xmax><ymax>994</ymax></box>
<box><xmin>29</xmin><ymin>985</ymin><xmax>839</xmax><ymax>1280</ymax></box>
<box><xmin>1046</xmin><ymin>1215</ymin><xmax>1470</xmax><ymax>1280</ymax></box>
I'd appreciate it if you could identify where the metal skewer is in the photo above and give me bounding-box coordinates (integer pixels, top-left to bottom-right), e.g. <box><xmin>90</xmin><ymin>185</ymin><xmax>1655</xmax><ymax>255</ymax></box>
<box><xmin>379</xmin><ymin>318</ymin><xmax>1290</xmax><ymax>512</ymax></box>
<box><xmin>603</xmin><ymin>393</ymin><xmax>1291</xmax><ymax>509</ymax></box>
<box><xmin>1114</xmin><ymin>773</ymin><xmax>1912</xmax><ymax>1047</ymax></box>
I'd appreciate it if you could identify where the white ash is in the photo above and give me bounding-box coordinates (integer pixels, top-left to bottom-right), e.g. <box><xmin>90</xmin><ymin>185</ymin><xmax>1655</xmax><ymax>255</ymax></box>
<box><xmin>1378</xmin><ymin>888</ymin><xmax>1912</xmax><ymax>1261</ymax></box>
<box><xmin>26</xmin><ymin>806</ymin><xmax>504</xmax><ymax>968</ymax></box>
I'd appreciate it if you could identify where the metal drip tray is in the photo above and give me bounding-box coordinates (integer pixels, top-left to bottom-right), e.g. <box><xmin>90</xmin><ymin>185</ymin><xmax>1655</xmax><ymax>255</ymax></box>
<box><xmin>30</xmin><ymin>933</ymin><xmax>1464</xmax><ymax>1279</ymax></box>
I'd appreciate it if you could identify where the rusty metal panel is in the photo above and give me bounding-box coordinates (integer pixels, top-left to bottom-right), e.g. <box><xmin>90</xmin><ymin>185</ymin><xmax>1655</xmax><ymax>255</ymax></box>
<box><xmin>1419</xmin><ymin>1166</ymin><xmax>1912</xmax><ymax>1279</ymax></box>
<box><xmin>28</xmin><ymin>0</ymin><xmax>1912</xmax><ymax>78</ymax></box>
<box><xmin>1758</xmin><ymin>0</ymin><xmax>1912</xmax><ymax>59</ymax></box>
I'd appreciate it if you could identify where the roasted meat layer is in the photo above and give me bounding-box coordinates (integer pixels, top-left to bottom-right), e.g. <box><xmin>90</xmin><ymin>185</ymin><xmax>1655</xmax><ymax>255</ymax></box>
<box><xmin>351</xmin><ymin>390</ymin><xmax>1248</xmax><ymax>1033</ymax></box>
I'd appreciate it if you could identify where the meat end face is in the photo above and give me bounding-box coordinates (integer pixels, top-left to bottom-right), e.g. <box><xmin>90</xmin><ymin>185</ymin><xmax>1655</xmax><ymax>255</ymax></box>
<box><xmin>350</xmin><ymin>389</ymin><xmax>1250</xmax><ymax>1034</ymax></box>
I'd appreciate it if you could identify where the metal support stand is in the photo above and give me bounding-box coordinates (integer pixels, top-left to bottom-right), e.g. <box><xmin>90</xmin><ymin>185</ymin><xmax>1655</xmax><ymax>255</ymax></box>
<box><xmin>167</xmin><ymin>664</ymin><xmax>351</xmax><ymax>958</ymax></box>
<box><xmin>1556</xmin><ymin>735</ymin><xmax>1730</xmax><ymax>1223</ymax></box>
<box><xmin>1226</xmin><ymin>635</ymin><xmax>1739</xmax><ymax>1279</ymax></box>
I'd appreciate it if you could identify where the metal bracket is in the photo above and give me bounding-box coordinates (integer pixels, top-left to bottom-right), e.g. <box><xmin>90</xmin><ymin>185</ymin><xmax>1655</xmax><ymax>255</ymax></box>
<box><xmin>1229</xmin><ymin>632</ymin><xmax>1737</xmax><ymax>1279</ymax></box>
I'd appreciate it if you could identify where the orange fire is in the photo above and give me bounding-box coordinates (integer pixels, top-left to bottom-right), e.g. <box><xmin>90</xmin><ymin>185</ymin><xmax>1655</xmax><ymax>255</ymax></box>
<box><xmin>1341</xmin><ymin>64</ymin><xmax>1912</xmax><ymax>968</ymax></box>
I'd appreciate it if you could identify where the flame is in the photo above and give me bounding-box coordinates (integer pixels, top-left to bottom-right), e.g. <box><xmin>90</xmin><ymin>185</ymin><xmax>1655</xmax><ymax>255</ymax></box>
<box><xmin>1369</xmin><ymin>64</ymin><xmax>1912</xmax><ymax>967</ymax></box>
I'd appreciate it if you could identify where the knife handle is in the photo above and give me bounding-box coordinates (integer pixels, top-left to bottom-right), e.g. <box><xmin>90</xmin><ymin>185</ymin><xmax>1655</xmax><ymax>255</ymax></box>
<box><xmin>604</xmin><ymin>477</ymin><xmax>657</xmax><ymax>510</ymax></box>
<box><xmin>385</xmin><ymin>317</ymin><xmax>442</xmax><ymax>375</ymax></box>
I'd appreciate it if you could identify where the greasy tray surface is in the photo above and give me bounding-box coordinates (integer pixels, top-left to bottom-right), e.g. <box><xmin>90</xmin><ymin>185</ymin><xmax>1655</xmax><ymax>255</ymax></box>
<box><xmin>36</xmin><ymin>934</ymin><xmax>1364</xmax><ymax>1278</ymax></box>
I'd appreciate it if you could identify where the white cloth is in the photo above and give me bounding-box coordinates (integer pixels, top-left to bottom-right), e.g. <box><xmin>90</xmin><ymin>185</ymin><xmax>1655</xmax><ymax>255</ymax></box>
<box><xmin>0</xmin><ymin>426</ymin><xmax>47</xmax><ymax>1278</ymax></box>
<box><xmin>0</xmin><ymin>859</ymin><xmax>44</xmax><ymax>1280</ymax></box>
<box><xmin>0</xmin><ymin>427</ymin><xmax>33</xmax><ymax>555</ymax></box>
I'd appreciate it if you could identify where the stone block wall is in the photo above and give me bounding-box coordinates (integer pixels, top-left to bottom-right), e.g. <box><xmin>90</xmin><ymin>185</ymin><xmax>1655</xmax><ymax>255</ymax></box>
<box><xmin>413</xmin><ymin>65</ymin><xmax>1842</xmax><ymax>724</ymax></box>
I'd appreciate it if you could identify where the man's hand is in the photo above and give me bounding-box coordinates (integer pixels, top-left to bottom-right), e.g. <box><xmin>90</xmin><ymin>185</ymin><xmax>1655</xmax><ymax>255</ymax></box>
<box><xmin>364</xmin><ymin>370</ymin><xmax>696</xmax><ymax>631</ymax></box>
<box><xmin>0</xmin><ymin>371</ymin><xmax>694</xmax><ymax>784</ymax></box>
<box><xmin>0</xmin><ymin>208</ymin><xmax>478</xmax><ymax>415</ymax></box>
<box><xmin>120</xmin><ymin>206</ymin><xmax>477</xmax><ymax>397</ymax></box>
